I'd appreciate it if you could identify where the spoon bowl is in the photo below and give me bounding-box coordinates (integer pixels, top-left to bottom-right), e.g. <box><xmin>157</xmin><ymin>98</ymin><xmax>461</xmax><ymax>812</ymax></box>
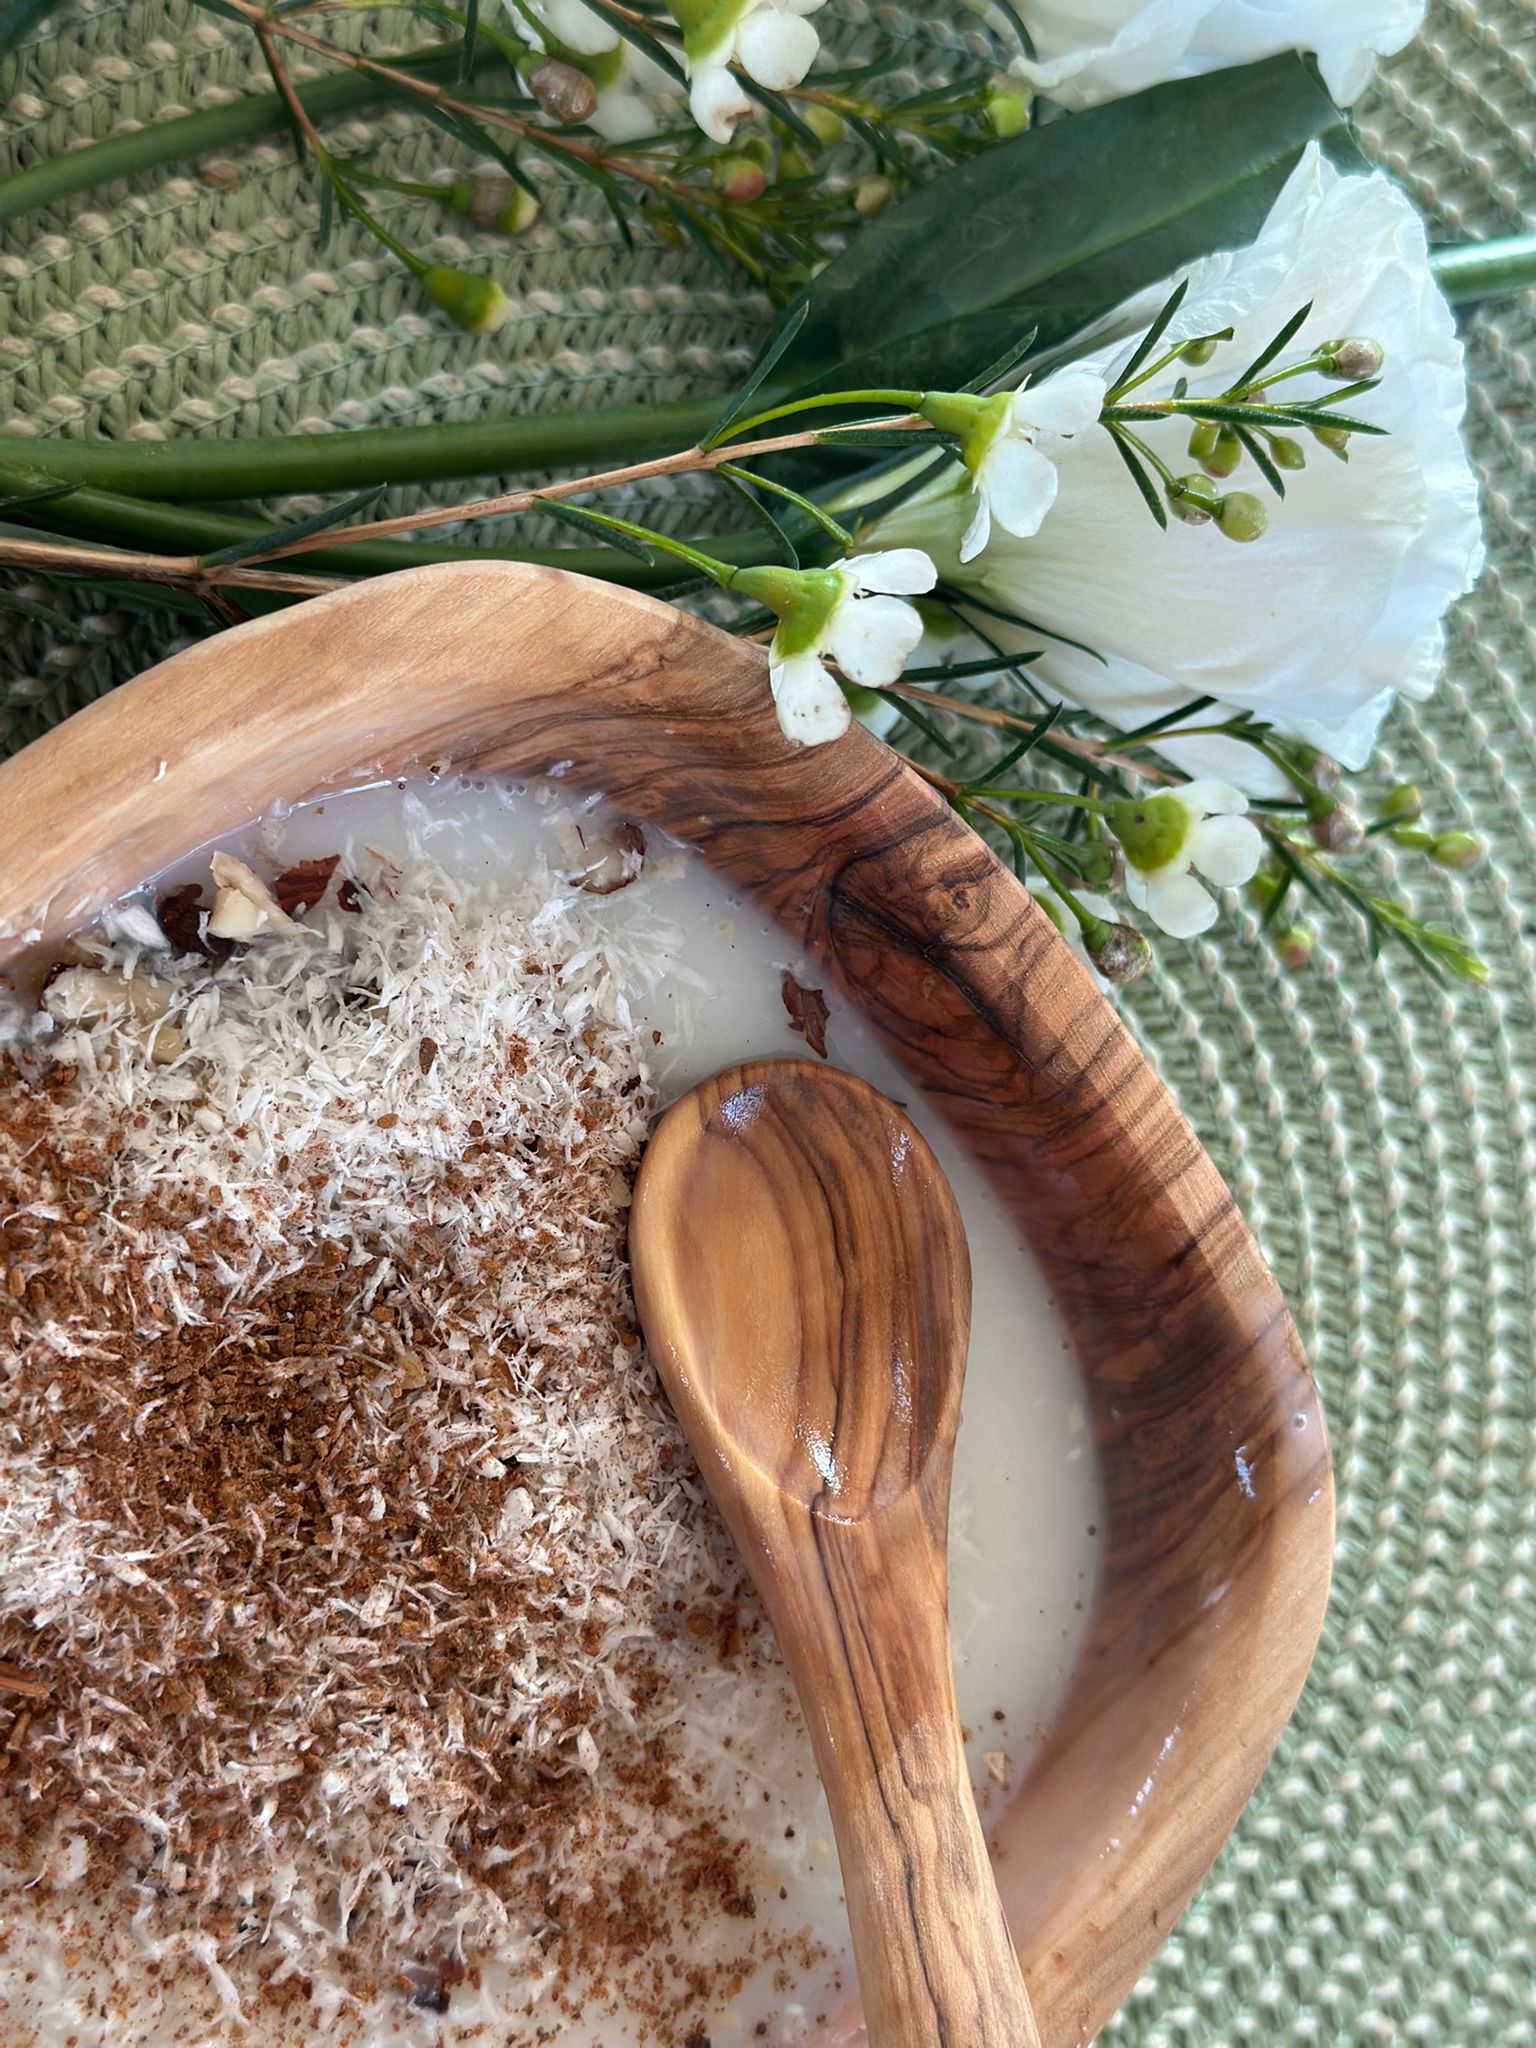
<box><xmin>631</xmin><ymin>1058</ymin><xmax>1039</xmax><ymax>2048</ymax></box>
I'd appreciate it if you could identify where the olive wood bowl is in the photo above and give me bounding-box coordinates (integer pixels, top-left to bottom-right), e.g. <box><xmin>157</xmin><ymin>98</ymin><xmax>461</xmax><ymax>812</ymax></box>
<box><xmin>0</xmin><ymin>562</ymin><xmax>1333</xmax><ymax>2046</ymax></box>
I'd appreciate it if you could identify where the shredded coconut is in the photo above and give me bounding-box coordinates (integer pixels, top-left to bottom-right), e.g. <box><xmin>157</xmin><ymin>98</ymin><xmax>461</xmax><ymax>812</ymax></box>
<box><xmin>0</xmin><ymin>839</ymin><xmax>815</xmax><ymax>2040</ymax></box>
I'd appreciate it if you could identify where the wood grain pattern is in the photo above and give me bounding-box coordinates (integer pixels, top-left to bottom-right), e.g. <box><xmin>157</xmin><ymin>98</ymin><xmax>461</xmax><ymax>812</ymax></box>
<box><xmin>630</xmin><ymin>1060</ymin><xmax>1038</xmax><ymax>2048</ymax></box>
<box><xmin>0</xmin><ymin>561</ymin><xmax>1334</xmax><ymax>2046</ymax></box>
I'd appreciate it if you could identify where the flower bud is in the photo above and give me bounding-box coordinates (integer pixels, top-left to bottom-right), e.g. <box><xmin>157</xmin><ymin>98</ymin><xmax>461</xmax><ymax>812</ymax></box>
<box><xmin>1216</xmin><ymin>491</ymin><xmax>1268</xmax><ymax>543</ymax></box>
<box><xmin>1274</xmin><ymin>924</ymin><xmax>1313</xmax><ymax>971</ymax></box>
<box><xmin>1321</xmin><ymin>337</ymin><xmax>1384</xmax><ymax>380</ymax></box>
<box><xmin>448</xmin><ymin>174</ymin><xmax>540</xmax><ymax>236</ymax></box>
<box><xmin>1179</xmin><ymin>335</ymin><xmax>1219</xmax><ymax>366</ymax></box>
<box><xmin>1202</xmin><ymin>427</ymin><xmax>1242</xmax><ymax>479</ymax></box>
<box><xmin>778</xmin><ymin>145</ymin><xmax>815</xmax><ymax>181</ymax></box>
<box><xmin>1084</xmin><ymin>920</ymin><xmax>1153</xmax><ymax>985</ymax></box>
<box><xmin>1075</xmin><ymin>839</ymin><xmax>1124</xmax><ymax>889</ymax></box>
<box><xmin>529</xmin><ymin>57</ymin><xmax>598</xmax><ymax>125</ymax></box>
<box><xmin>801</xmin><ymin>103</ymin><xmax>845</xmax><ymax>147</ymax></box>
<box><xmin>1431</xmin><ymin>830</ymin><xmax>1484</xmax><ymax>872</ymax></box>
<box><xmin>1312</xmin><ymin>423</ymin><xmax>1351</xmax><ymax>460</ymax></box>
<box><xmin>1278</xmin><ymin>742</ymin><xmax>1340</xmax><ymax>795</ymax></box>
<box><xmin>1378</xmin><ymin>782</ymin><xmax>1423</xmax><ymax>824</ymax></box>
<box><xmin>421</xmin><ymin>266</ymin><xmax>511</xmax><ymax>335</ymax></box>
<box><xmin>711</xmin><ymin>154</ymin><xmax>768</xmax><ymax>203</ymax></box>
<box><xmin>1270</xmin><ymin>434</ymin><xmax>1306</xmax><ymax>470</ymax></box>
<box><xmin>853</xmin><ymin>174</ymin><xmax>895</xmax><ymax>217</ymax></box>
<box><xmin>1309</xmin><ymin>801</ymin><xmax>1365</xmax><ymax>855</ymax></box>
<box><xmin>1167</xmin><ymin>473</ymin><xmax>1221</xmax><ymax>526</ymax></box>
<box><xmin>1186</xmin><ymin>420</ymin><xmax>1219</xmax><ymax>464</ymax></box>
<box><xmin>984</xmin><ymin>76</ymin><xmax>1030</xmax><ymax>138</ymax></box>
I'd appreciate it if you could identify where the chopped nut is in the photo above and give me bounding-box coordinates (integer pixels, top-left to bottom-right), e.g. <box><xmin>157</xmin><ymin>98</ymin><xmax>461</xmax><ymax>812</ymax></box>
<box><xmin>781</xmin><ymin>971</ymin><xmax>830</xmax><ymax>1059</ymax></box>
<box><xmin>570</xmin><ymin>822</ymin><xmax>646</xmax><ymax>896</ymax></box>
<box><xmin>207</xmin><ymin>852</ymin><xmax>306</xmax><ymax>942</ymax></box>
<box><xmin>45</xmin><ymin>966</ymin><xmax>172</xmax><ymax>1025</ymax></box>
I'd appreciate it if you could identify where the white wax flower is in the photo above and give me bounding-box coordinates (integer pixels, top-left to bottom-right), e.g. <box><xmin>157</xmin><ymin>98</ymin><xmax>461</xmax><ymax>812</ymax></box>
<box><xmin>1010</xmin><ymin>0</ymin><xmax>1425</xmax><ymax>110</ymax></box>
<box><xmin>671</xmin><ymin>0</ymin><xmax>825</xmax><ymax>143</ymax></box>
<box><xmin>756</xmin><ymin>551</ymin><xmax>936</xmax><ymax>746</ymax></box>
<box><xmin>521</xmin><ymin>0</ymin><xmax>619</xmax><ymax>57</ymax></box>
<box><xmin>1112</xmin><ymin>782</ymin><xmax>1262</xmax><ymax>936</ymax></box>
<box><xmin>584</xmin><ymin>44</ymin><xmax>676</xmax><ymax>141</ymax></box>
<box><xmin>929</xmin><ymin>368</ymin><xmax>1107</xmax><ymax>562</ymax></box>
<box><xmin>871</xmin><ymin>145</ymin><xmax>1483</xmax><ymax>794</ymax></box>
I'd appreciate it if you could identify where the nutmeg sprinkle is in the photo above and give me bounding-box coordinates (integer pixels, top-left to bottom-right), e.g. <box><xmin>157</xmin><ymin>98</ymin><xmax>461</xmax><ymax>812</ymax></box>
<box><xmin>0</xmin><ymin>848</ymin><xmax>819</xmax><ymax>2040</ymax></box>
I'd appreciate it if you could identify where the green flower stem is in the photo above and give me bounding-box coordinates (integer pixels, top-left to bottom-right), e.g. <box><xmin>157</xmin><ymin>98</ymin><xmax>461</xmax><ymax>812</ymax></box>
<box><xmin>1108</xmin><ymin>329</ymin><xmax>1232</xmax><ymax>401</ymax></box>
<box><xmin>967</xmin><ymin>787</ymin><xmax>1107</xmax><ymax>810</ymax></box>
<box><xmin>0</xmin><ymin>41</ymin><xmax>500</xmax><ymax>228</ymax></box>
<box><xmin>1431</xmin><ymin>234</ymin><xmax>1536</xmax><ymax>306</ymax></box>
<box><xmin>716</xmin><ymin>391</ymin><xmax>924</xmax><ymax>444</ymax></box>
<box><xmin>3</xmin><ymin>473</ymin><xmax>779</xmax><ymax>588</ymax></box>
<box><xmin>2</xmin><ymin>399</ymin><xmax>725</xmax><ymax>503</ymax></box>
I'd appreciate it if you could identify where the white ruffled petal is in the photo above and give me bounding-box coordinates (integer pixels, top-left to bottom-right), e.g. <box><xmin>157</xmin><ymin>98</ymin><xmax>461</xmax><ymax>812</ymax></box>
<box><xmin>843</xmin><ymin>548</ymin><xmax>937</xmax><ymax>597</ymax></box>
<box><xmin>976</xmin><ymin>435</ymin><xmax>1060</xmax><ymax>542</ymax></box>
<box><xmin>1187</xmin><ymin>812</ymin><xmax>1262</xmax><ymax>888</ymax></box>
<box><xmin>1142</xmin><ymin>868</ymin><xmax>1218</xmax><ymax>939</ymax></box>
<box><xmin>770</xmin><ymin>648</ymin><xmax>850</xmax><ymax>746</ymax></box>
<box><xmin>1179</xmin><ymin>779</ymin><xmax>1249</xmax><ymax>817</ymax></box>
<box><xmin>1017</xmin><ymin>364</ymin><xmax>1108</xmax><ymax>440</ymax></box>
<box><xmin>824</xmin><ymin>593</ymin><xmax>924</xmax><ymax>687</ymax></box>
<box><xmin>688</xmin><ymin>61</ymin><xmax>750</xmax><ymax>142</ymax></box>
<box><xmin>733</xmin><ymin>2</ymin><xmax>820</xmax><ymax>89</ymax></box>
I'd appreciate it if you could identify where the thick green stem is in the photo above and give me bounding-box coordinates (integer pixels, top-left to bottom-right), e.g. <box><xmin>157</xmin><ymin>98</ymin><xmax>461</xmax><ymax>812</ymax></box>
<box><xmin>0</xmin><ymin>42</ymin><xmax>504</xmax><ymax>227</ymax></box>
<box><xmin>3</xmin><ymin>398</ymin><xmax>724</xmax><ymax>502</ymax></box>
<box><xmin>1431</xmin><ymin>234</ymin><xmax>1536</xmax><ymax>306</ymax></box>
<box><xmin>5</xmin><ymin>476</ymin><xmax>778</xmax><ymax>586</ymax></box>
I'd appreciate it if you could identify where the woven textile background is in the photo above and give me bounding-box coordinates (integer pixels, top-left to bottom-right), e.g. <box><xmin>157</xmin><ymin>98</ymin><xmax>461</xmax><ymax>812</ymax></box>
<box><xmin>2</xmin><ymin>2</ymin><xmax>1534</xmax><ymax>2040</ymax></box>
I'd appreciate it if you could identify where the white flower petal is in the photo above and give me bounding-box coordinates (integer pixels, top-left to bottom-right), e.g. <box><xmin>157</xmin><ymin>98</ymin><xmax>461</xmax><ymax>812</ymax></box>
<box><xmin>525</xmin><ymin>0</ymin><xmax>618</xmax><ymax>55</ymax></box>
<box><xmin>824</xmin><ymin>594</ymin><xmax>924</xmax><ymax>688</ymax></box>
<box><xmin>976</xmin><ymin>435</ymin><xmax>1060</xmax><ymax>542</ymax></box>
<box><xmin>958</xmin><ymin>493</ymin><xmax>992</xmax><ymax>566</ymax></box>
<box><xmin>688</xmin><ymin>61</ymin><xmax>750</xmax><ymax>142</ymax></box>
<box><xmin>1187</xmin><ymin>812</ymin><xmax>1262</xmax><ymax>887</ymax></box>
<box><xmin>1142</xmin><ymin>868</ymin><xmax>1218</xmax><ymax>939</ymax></box>
<box><xmin>770</xmin><ymin>648</ymin><xmax>850</xmax><ymax>746</ymax></box>
<box><xmin>1178</xmin><ymin>779</ymin><xmax>1248</xmax><ymax>817</ymax></box>
<box><xmin>843</xmin><ymin>548</ymin><xmax>937</xmax><ymax>597</ymax></box>
<box><xmin>1016</xmin><ymin>365</ymin><xmax>1108</xmax><ymax>441</ymax></box>
<box><xmin>734</xmin><ymin>3</ymin><xmax>820</xmax><ymax>89</ymax></box>
<box><xmin>1009</xmin><ymin>0</ymin><xmax>1424</xmax><ymax>112</ymax></box>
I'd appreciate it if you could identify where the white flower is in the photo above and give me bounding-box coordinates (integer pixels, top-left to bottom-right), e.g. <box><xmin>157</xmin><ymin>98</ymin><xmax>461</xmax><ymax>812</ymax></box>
<box><xmin>671</xmin><ymin>0</ymin><xmax>824</xmax><ymax>144</ymax></box>
<box><xmin>520</xmin><ymin>0</ymin><xmax>618</xmax><ymax>57</ymax></box>
<box><xmin>871</xmin><ymin>145</ymin><xmax>1483</xmax><ymax>794</ymax></box>
<box><xmin>1010</xmin><ymin>0</ymin><xmax>1425</xmax><ymax>111</ymax></box>
<box><xmin>747</xmin><ymin>550</ymin><xmax>936</xmax><ymax>746</ymax></box>
<box><xmin>1114</xmin><ymin>782</ymin><xmax>1262</xmax><ymax>937</ymax></box>
<box><xmin>933</xmin><ymin>367</ymin><xmax>1107</xmax><ymax>563</ymax></box>
<box><xmin>584</xmin><ymin>43</ymin><xmax>676</xmax><ymax>141</ymax></box>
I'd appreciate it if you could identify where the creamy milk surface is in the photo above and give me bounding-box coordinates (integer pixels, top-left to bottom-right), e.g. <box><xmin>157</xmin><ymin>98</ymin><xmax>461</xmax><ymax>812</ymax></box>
<box><xmin>0</xmin><ymin>778</ymin><xmax>1100</xmax><ymax>2047</ymax></box>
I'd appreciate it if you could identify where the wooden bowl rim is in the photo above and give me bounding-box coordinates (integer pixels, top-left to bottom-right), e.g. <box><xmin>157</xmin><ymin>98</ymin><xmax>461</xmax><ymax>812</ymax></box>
<box><xmin>0</xmin><ymin>562</ymin><xmax>1334</xmax><ymax>2046</ymax></box>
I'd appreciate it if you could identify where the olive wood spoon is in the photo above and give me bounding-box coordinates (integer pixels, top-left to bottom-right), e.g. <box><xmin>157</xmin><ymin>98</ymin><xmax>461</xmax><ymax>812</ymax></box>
<box><xmin>629</xmin><ymin>1058</ymin><xmax>1040</xmax><ymax>2048</ymax></box>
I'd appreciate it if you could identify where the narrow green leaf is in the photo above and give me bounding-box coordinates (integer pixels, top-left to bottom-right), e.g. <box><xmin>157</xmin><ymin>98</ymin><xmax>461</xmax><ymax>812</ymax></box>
<box><xmin>960</xmin><ymin>325</ymin><xmax>1041</xmax><ymax>396</ymax></box>
<box><xmin>1235</xmin><ymin>426</ymin><xmax>1285</xmax><ymax>496</ymax></box>
<box><xmin>737</xmin><ymin>75</ymin><xmax>818</xmax><ymax>145</ymax></box>
<box><xmin>536</xmin><ymin>498</ymin><xmax>659</xmax><ymax>563</ymax></box>
<box><xmin>936</xmin><ymin>585</ymin><xmax>1110</xmax><ymax>668</ymax></box>
<box><xmin>316</xmin><ymin>171</ymin><xmax>335</xmax><ymax>251</ymax></box>
<box><xmin>578</xmin><ymin>0</ymin><xmax>687</xmax><ymax>81</ymax></box>
<box><xmin>718</xmin><ymin>463</ymin><xmax>849</xmax><ymax>545</ymax></box>
<box><xmin>965</xmin><ymin>703</ymin><xmax>1066</xmax><ymax>788</ymax></box>
<box><xmin>1107</xmin><ymin>428</ymin><xmax>1169</xmax><ymax>529</ymax></box>
<box><xmin>876</xmin><ymin>691</ymin><xmax>957</xmax><ymax>757</ymax></box>
<box><xmin>703</xmin><ymin>302</ymin><xmax>810</xmax><ymax>449</ymax></box>
<box><xmin>717</xmin><ymin>470</ymin><xmax>800</xmax><ymax>567</ymax></box>
<box><xmin>1231</xmin><ymin>298</ymin><xmax>1313</xmax><ymax>389</ymax></box>
<box><xmin>903</xmin><ymin>651</ymin><xmax>1045</xmax><ymax>685</ymax></box>
<box><xmin>459</xmin><ymin>0</ymin><xmax>480</xmax><ymax>78</ymax></box>
<box><xmin>1109</xmin><ymin>278</ymin><xmax>1188</xmax><ymax>393</ymax></box>
<box><xmin>0</xmin><ymin>477</ymin><xmax>78</xmax><ymax>516</ymax></box>
<box><xmin>812</xmin><ymin>426</ymin><xmax>943</xmax><ymax>450</ymax></box>
<box><xmin>199</xmin><ymin>485</ymin><xmax>385</xmax><ymax>567</ymax></box>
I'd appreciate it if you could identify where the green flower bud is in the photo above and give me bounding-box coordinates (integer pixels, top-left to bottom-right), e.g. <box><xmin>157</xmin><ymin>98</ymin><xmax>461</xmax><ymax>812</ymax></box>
<box><xmin>853</xmin><ymin>174</ymin><xmax>895</xmax><ymax>217</ymax></box>
<box><xmin>1107</xmin><ymin>793</ymin><xmax>1191</xmax><ymax>874</ymax></box>
<box><xmin>1270</xmin><ymin>434</ymin><xmax>1307</xmax><ymax>470</ymax></box>
<box><xmin>984</xmin><ymin>76</ymin><xmax>1031</xmax><ymax>138</ymax></box>
<box><xmin>1431</xmin><ymin>830</ymin><xmax>1484</xmax><ymax>872</ymax></box>
<box><xmin>420</xmin><ymin>266</ymin><xmax>510</xmax><ymax>335</ymax></box>
<box><xmin>1202</xmin><ymin>426</ymin><xmax>1243</xmax><ymax>479</ymax></box>
<box><xmin>1312</xmin><ymin>423</ymin><xmax>1351</xmax><ymax>461</ymax></box>
<box><xmin>1074</xmin><ymin>839</ymin><xmax>1124</xmax><ymax>889</ymax></box>
<box><xmin>1186</xmin><ymin>421</ymin><xmax>1219</xmax><ymax>464</ymax></box>
<box><xmin>529</xmin><ymin>57</ymin><xmax>598</xmax><ymax>125</ymax></box>
<box><xmin>1167</xmin><ymin>473</ymin><xmax>1222</xmax><ymax>525</ymax></box>
<box><xmin>1309</xmin><ymin>802</ymin><xmax>1365</xmax><ymax>855</ymax></box>
<box><xmin>1378</xmin><ymin>782</ymin><xmax>1424</xmax><ymax>824</ymax></box>
<box><xmin>801</xmin><ymin>103</ymin><xmax>845</xmax><ymax>147</ymax></box>
<box><xmin>1216</xmin><ymin>491</ymin><xmax>1268</xmax><ymax>543</ymax></box>
<box><xmin>448</xmin><ymin>174</ymin><xmax>540</xmax><ymax>236</ymax></box>
<box><xmin>778</xmin><ymin>145</ymin><xmax>815</xmax><ymax>182</ymax></box>
<box><xmin>1084</xmin><ymin>918</ymin><xmax>1153</xmax><ymax>985</ymax></box>
<box><xmin>1321</xmin><ymin>337</ymin><xmax>1384</xmax><ymax>380</ymax></box>
<box><xmin>711</xmin><ymin>154</ymin><xmax>768</xmax><ymax>203</ymax></box>
<box><xmin>1275</xmin><ymin>924</ymin><xmax>1314</xmax><ymax>971</ymax></box>
<box><xmin>1179</xmin><ymin>336</ymin><xmax>1220</xmax><ymax>366</ymax></box>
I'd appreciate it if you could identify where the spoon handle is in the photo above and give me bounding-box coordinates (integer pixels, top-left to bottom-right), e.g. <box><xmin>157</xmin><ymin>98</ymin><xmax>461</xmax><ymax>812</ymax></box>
<box><xmin>770</xmin><ymin>1492</ymin><xmax>1041</xmax><ymax>2048</ymax></box>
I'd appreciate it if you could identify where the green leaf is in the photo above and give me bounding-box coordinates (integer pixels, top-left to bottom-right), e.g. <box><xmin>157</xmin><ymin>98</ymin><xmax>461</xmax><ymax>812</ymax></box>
<box><xmin>875</xmin><ymin>691</ymin><xmax>956</xmax><ymax>757</ymax></box>
<box><xmin>0</xmin><ymin>476</ymin><xmax>78</xmax><ymax>516</ymax></box>
<box><xmin>1235</xmin><ymin>426</ymin><xmax>1285</xmax><ymax>497</ymax></box>
<box><xmin>703</xmin><ymin>302</ymin><xmax>810</xmax><ymax>448</ymax></box>
<box><xmin>577</xmin><ymin>0</ymin><xmax>688</xmax><ymax>82</ymax></box>
<box><xmin>936</xmin><ymin>584</ymin><xmax>1109</xmax><ymax>667</ymax></box>
<box><xmin>959</xmin><ymin>325</ymin><xmax>1041</xmax><ymax>396</ymax></box>
<box><xmin>904</xmin><ymin>651</ymin><xmax>1044</xmax><ymax>685</ymax></box>
<box><xmin>964</xmin><ymin>703</ymin><xmax>1066</xmax><ymax>788</ymax></box>
<box><xmin>1107</xmin><ymin>428</ymin><xmax>1168</xmax><ymax>529</ymax></box>
<box><xmin>1108</xmin><ymin>278</ymin><xmax>1188</xmax><ymax>395</ymax></box>
<box><xmin>535</xmin><ymin>499</ymin><xmax>660</xmax><ymax>564</ymax></box>
<box><xmin>459</xmin><ymin>0</ymin><xmax>480</xmax><ymax>77</ymax></box>
<box><xmin>717</xmin><ymin>470</ymin><xmax>800</xmax><ymax>567</ymax></box>
<box><xmin>765</xmin><ymin>55</ymin><xmax>1351</xmax><ymax>401</ymax></box>
<box><xmin>1231</xmin><ymin>299</ymin><xmax>1313</xmax><ymax>388</ymax></box>
<box><xmin>199</xmin><ymin>485</ymin><xmax>386</xmax><ymax>567</ymax></box>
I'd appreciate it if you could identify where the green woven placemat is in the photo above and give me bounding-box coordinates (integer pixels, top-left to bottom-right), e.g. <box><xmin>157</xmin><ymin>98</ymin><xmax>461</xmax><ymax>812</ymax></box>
<box><xmin>3</xmin><ymin>3</ymin><xmax>1535</xmax><ymax>2039</ymax></box>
